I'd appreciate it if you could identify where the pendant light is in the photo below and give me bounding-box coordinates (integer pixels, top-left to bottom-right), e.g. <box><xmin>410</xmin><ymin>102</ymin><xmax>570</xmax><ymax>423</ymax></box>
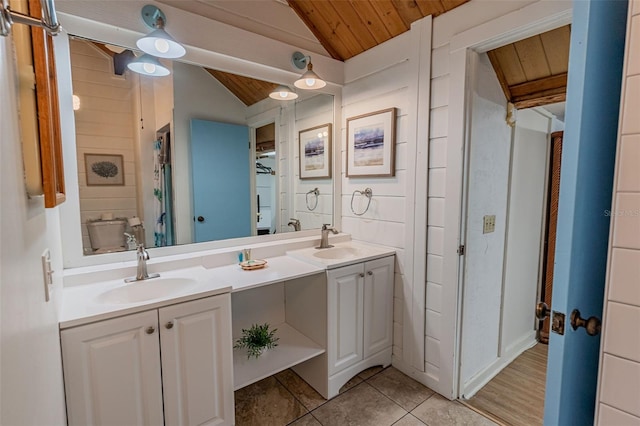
<box><xmin>269</xmin><ymin>85</ymin><xmax>298</xmax><ymax>101</ymax></box>
<box><xmin>127</xmin><ymin>54</ymin><xmax>170</xmax><ymax>77</ymax></box>
<box><xmin>136</xmin><ymin>5</ymin><xmax>186</xmax><ymax>59</ymax></box>
<box><xmin>292</xmin><ymin>51</ymin><xmax>326</xmax><ymax>90</ymax></box>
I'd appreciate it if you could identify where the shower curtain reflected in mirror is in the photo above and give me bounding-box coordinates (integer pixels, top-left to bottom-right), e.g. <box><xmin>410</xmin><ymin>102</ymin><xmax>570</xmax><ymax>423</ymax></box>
<box><xmin>154</xmin><ymin>128</ymin><xmax>174</xmax><ymax>246</ymax></box>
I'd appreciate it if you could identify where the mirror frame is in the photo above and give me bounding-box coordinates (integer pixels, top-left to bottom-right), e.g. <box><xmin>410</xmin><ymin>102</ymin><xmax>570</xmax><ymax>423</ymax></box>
<box><xmin>54</xmin><ymin>5</ymin><xmax>343</xmax><ymax>268</ymax></box>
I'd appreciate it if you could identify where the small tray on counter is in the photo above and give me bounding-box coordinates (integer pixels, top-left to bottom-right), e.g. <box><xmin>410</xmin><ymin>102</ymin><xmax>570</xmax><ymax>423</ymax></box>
<box><xmin>239</xmin><ymin>259</ymin><xmax>268</xmax><ymax>271</ymax></box>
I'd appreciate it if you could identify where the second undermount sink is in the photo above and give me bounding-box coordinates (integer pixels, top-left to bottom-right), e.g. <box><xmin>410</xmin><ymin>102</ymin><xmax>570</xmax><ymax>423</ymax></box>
<box><xmin>97</xmin><ymin>277</ymin><xmax>198</xmax><ymax>305</ymax></box>
<box><xmin>313</xmin><ymin>246</ymin><xmax>361</xmax><ymax>260</ymax></box>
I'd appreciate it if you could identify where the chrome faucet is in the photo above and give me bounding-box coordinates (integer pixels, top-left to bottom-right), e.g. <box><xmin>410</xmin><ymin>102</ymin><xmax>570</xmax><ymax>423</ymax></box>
<box><xmin>317</xmin><ymin>224</ymin><xmax>339</xmax><ymax>249</ymax></box>
<box><xmin>125</xmin><ymin>244</ymin><xmax>160</xmax><ymax>283</ymax></box>
<box><xmin>288</xmin><ymin>218</ymin><xmax>301</xmax><ymax>231</ymax></box>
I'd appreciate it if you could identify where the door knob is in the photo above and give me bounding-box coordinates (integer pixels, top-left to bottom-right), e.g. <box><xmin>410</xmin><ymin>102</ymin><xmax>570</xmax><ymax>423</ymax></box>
<box><xmin>570</xmin><ymin>309</ymin><xmax>601</xmax><ymax>336</ymax></box>
<box><xmin>197</xmin><ymin>216</ymin><xmax>205</xmax><ymax>222</ymax></box>
<box><xmin>367</xmin><ymin>271</ymin><xmax>373</xmax><ymax>276</ymax></box>
<box><xmin>536</xmin><ymin>302</ymin><xmax>549</xmax><ymax>320</ymax></box>
<box><xmin>165</xmin><ymin>321</ymin><xmax>174</xmax><ymax>329</ymax></box>
<box><xmin>145</xmin><ymin>326</ymin><xmax>156</xmax><ymax>335</ymax></box>
<box><xmin>359</xmin><ymin>273</ymin><xmax>365</xmax><ymax>278</ymax></box>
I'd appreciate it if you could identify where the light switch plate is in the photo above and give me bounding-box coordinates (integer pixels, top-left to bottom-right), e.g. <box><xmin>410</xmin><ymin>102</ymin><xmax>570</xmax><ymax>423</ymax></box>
<box><xmin>483</xmin><ymin>215</ymin><xmax>496</xmax><ymax>234</ymax></box>
<box><xmin>41</xmin><ymin>249</ymin><xmax>53</xmax><ymax>302</ymax></box>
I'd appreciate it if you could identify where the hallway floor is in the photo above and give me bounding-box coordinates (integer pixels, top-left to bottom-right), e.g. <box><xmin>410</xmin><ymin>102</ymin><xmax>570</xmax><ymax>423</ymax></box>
<box><xmin>234</xmin><ymin>366</ymin><xmax>497</xmax><ymax>425</ymax></box>
<box><xmin>462</xmin><ymin>343</ymin><xmax>548</xmax><ymax>426</ymax></box>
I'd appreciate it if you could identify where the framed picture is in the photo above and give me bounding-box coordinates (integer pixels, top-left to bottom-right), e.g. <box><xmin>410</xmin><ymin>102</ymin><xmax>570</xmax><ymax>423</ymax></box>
<box><xmin>346</xmin><ymin>108</ymin><xmax>397</xmax><ymax>177</ymax></box>
<box><xmin>84</xmin><ymin>153</ymin><xmax>125</xmax><ymax>186</ymax></box>
<box><xmin>299</xmin><ymin>123</ymin><xmax>332</xmax><ymax>179</ymax></box>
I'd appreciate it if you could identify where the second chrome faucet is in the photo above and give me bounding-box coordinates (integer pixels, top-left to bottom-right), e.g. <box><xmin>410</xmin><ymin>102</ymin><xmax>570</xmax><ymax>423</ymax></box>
<box><xmin>317</xmin><ymin>224</ymin><xmax>339</xmax><ymax>249</ymax></box>
<box><xmin>125</xmin><ymin>244</ymin><xmax>160</xmax><ymax>283</ymax></box>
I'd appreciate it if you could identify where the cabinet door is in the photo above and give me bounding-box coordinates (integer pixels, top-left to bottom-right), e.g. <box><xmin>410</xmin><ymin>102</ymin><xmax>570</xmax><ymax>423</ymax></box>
<box><xmin>159</xmin><ymin>294</ymin><xmax>234</xmax><ymax>426</ymax></box>
<box><xmin>328</xmin><ymin>263</ymin><xmax>364</xmax><ymax>375</ymax></box>
<box><xmin>363</xmin><ymin>256</ymin><xmax>395</xmax><ymax>358</ymax></box>
<box><xmin>61</xmin><ymin>311</ymin><xmax>164</xmax><ymax>426</ymax></box>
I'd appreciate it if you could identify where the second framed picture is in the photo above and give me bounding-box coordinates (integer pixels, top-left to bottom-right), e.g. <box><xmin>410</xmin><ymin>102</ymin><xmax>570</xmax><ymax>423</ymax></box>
<box><xmin>299</xmin><ymin>123</ymin><xmax>332</xmax><ymax>179</ymax></box>
<box><xmin>346</xmin><ymin>107</ymin><xmax>397</xmax><ymax>177</ymax></box>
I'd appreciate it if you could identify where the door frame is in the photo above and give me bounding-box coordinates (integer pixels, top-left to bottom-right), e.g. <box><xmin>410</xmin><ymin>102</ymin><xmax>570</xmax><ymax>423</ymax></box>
<box><xmin>247</xmin><ymin>110</ymin><xmax>281</xmax><ymax>235</ymax></box>
<box><xmin>440</xmin><ymin>1</ymin><xmax>573</xmax><ymax>399</ymax></box>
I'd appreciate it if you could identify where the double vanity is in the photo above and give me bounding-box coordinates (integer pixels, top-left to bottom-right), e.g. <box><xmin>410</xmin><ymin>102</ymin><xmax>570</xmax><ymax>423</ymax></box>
<box><xmin>59</xmin><ymin>235</ymin><xmax>395</xmax><ymax>426</ymax></box>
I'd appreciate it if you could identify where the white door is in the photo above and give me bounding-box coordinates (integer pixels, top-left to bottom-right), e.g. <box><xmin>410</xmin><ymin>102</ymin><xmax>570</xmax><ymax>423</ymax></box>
<box><xmin>363</xmin><ymin>256</ymin><xmax>395</xmax><ymax>358</ymax></box>
<box><xmin>159</xmin><ymin>295</ymin><xmax>235</xmax><ymax>426</ymax></box>
<box><xmin>61</xmin><ymin>311</ymin><xmax>164</xmax><ymax>426</ymax></box>
<box><xmin>328</xmin><ymin>263</ymin><xmax>364</xmax><ymax>375</ymax></box>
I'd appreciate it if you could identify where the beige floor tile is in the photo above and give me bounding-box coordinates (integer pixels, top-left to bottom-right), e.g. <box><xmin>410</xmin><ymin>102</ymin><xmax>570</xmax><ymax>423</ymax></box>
<box><xmin>235</xmin><ymin>376</ymin><xmax>308</xmax><ymax>426</ymax></box>
<box><xmin>368</xmin><ymin>367</ymin><xmax>435</xmax><ymax>411</ymax></box>
<box><xmin>276</xmin><ymin>369</ymin><xmax>327</xmax><ymax>411</ymax></box>
<box><xmin>358</xmin><ymin>365</ymin><xmax>384</xmax><ymax>380</ymax></box>
<box><xmin>288</xmin><ymin>413</ymin><xmax>322</xmax><ymax>425</ymax></box>
<box><xmin>412</xmin><ymin>394</ymin><xmax>497</xmax><ymax>426</ymax></box>
<box><xmin>393</xmin><ymin>413</ymin><xmax>427</xmax><ymax>425</ymax></box>
<box><xmin>312</xmin><ymin>382</ymin><xmax>407</xmax><ymax>426</ymax></box>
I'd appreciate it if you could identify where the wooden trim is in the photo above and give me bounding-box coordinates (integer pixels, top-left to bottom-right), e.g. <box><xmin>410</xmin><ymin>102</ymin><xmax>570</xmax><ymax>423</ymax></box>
<box><xmin>487</xmin><ymin>50</ymin><xmax>513</xmax><ymax>101</ymax></box>
<box><xmin>29</xmin><ymin>0</ymin><xmax>65</xmax><ymax>207</ymax></box>
<box><xmin>513</xmin><ymin>91</ymin><xmax>566</xmax><ymax>109</ymax></box>
<box><xmin>509</xmin><ymin>72</ymin><xmax>567</xmax><ymax>98</ymax></box>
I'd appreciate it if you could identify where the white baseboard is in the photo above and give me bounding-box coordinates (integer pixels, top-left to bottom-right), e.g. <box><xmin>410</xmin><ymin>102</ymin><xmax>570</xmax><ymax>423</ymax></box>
<box><xmin>461</xmin><ymin>331</ymin><xmax>537</xmax><ymax>399</ymax></box>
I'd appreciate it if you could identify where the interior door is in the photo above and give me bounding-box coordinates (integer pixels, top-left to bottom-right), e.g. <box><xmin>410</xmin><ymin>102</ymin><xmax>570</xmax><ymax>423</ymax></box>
<box><xmin>543</xmin><ymin>1</ymin><xmax>628</xmax><ymax>424</ymax></box>
<box><xmin>191</xmin><ymin>119</ymin><xmax>251</xmax><ymax>242</ymax></box>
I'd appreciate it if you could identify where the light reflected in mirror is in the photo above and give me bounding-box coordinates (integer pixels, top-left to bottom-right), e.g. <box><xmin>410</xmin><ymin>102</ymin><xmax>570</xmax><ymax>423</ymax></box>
<box><xmin>69</xmin><ymin>37</ymin><xmax>334</xmax><ymax>256</ymax></box>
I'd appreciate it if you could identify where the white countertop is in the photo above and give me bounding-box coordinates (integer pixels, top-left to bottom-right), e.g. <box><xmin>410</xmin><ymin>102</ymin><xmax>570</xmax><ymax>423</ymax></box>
<box><xmin>286</xmin><ymin>240</ymin><xmax>396</xmax><ymax>269</ymax></box>
<box><xmin>59</xmin><ymin>256</ymin><xmax>325</xmax><ymax>329</ymax></box>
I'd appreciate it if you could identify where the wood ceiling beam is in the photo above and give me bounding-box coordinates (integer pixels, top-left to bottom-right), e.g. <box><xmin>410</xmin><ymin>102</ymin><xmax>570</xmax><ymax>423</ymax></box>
<box><xmin>513</xmin><ymin>92</ymin><xmax>566</xmax><ymax>110</ymax></box>
<box><xmin>509</xmin><ymin>73</ymin><xmax>567</xmax><ymax>99</ymax></box>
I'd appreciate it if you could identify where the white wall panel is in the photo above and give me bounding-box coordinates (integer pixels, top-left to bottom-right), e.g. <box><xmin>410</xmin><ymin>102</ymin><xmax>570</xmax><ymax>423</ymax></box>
<box><xmin>597</xmin><ymin>3</ymin><xmax>640</xmax><ymax>423</ymax></box>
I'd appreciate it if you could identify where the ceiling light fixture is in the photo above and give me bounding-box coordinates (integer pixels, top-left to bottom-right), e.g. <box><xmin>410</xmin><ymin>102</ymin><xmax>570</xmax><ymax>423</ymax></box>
<box><xmin>136</xmin><ymin>5</ymin><xmax>185</xmax><ymax>59</ymax></box>
<box><xmin>127</xmin><ymin>54</ymin><xmax>170</xmax><ymax>77</ymax></box>
<box><xmin>269</xmin><ymin>85</ymin><xmax>298</xmax><ymax>101</ymax></box>
<box><xmin>292</xmin><ymin>51</ymin><xmax>326</xmax><ymax>90</ymax></box>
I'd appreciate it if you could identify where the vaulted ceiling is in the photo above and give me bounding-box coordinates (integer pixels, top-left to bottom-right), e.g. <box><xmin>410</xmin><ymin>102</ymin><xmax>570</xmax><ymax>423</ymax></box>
<box><xmin>287</xmin><ymin>0</ymin><xmax>472</xmax><ymax>61</ymax></box>
<box><xmin>487</xmin><ymin>25</ymin><xmax>571</xmax><ymax>109</ymax></box>
<box><xmin>159</xmin><ymin>1</ymin><xmax>569</xmax><ymax>109</ymax></box>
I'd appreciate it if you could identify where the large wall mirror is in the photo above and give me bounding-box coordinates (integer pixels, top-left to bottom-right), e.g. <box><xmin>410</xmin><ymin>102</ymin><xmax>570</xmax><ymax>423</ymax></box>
<box><xmin>65</xmin><ymin>36</ymin><xmax>335</xmax><ymax>259</ymax></box>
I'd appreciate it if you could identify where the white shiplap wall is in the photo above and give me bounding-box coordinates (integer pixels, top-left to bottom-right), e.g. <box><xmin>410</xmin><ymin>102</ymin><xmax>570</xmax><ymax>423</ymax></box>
<box><xmin>342</xmin><ymin>62</ymin><xmax>410</xmax><ymax>360</ymax></box>
<box><xmin>596</xmin><ymin>1</ymin><xmax>640</xmax><ymax>424</ymax></box>
<box><xmin>70</xmin><ymin>39</ymin><xmax>138</xmax><ymax>252</ymax></box>
<box><xmin>293</xmin><ymin>95</ymin><xmax>334</xmax><ymax>230</ymax></box>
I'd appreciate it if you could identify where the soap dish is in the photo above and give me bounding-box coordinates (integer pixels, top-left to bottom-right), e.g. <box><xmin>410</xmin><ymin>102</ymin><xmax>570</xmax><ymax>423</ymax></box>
<box><xmin>239</xmin><ymin>259</ymin><xmax>267</xmax><ymax>271</ymax></box>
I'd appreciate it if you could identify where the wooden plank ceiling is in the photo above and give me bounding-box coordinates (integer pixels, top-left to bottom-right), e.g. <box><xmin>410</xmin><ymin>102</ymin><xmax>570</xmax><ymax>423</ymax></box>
<box><xmin>205</xmin><ymin>69</ymin><xmax>278</xmax><ymax>106</ymax></box>
<box><xmin>288</xmin><ymin>0</ymin><xmax>471</xmax><ymax>61</ymax></box>
<box><xmin>487</xmin><ymin>25</ymin><xmax>571</xmax><ymax>109</ymax></box>
<box><xmin>207</xmin><ymin>0</ymin><xmax>472</xmax><ymax>104</ymax></box>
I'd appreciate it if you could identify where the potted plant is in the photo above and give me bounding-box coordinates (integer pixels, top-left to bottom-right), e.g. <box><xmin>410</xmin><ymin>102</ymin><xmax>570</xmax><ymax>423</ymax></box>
<box><xmin>234</xmin><ymin>323</ymin><xmax>279</xmax><ymax>359</ymax></box>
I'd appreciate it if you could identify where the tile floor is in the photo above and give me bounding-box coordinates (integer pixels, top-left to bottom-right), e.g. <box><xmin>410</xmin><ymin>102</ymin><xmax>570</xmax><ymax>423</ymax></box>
<box><xmin>234</xmin><ymin>366</ymin><xmax>498</xmax><ymax>426</ymax></box>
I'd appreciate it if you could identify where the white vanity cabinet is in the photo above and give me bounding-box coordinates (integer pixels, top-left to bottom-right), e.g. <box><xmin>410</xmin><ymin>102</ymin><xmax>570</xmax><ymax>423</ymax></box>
<box><xmin>325</xmin><ymin>256</ymin><xmax>394</xmax><ymax>394</ymax></box>
<box><xmin>61</xmin><ymin>294</ymin><xmax>234</xmax><ymax>426</ymax></box>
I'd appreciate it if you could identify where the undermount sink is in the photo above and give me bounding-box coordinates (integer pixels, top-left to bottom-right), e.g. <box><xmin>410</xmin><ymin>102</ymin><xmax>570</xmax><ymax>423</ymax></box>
<box><xmin>97</xmin><ymin>277</ymin><xmax>198</xmax><ymax>305</ymax></box>
<box><xmin>313</xmin><ymin>246</ymin><xmax>361</xmax><ymax>260</ymax></box>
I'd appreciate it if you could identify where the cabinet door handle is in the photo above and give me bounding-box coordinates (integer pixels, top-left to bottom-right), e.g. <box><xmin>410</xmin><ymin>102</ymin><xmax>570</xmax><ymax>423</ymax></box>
<box><xmin>359</xmin><ymin>273</ymin><xmax>365</xmax><ymax>278</ymax></box>
<box><xmin>367</xmin><ymin>271</ymin><xmax>373</xmax><ymax>276</ymax></box>
<box><xmin>145</xmin><ymin>326</ymin><xmax>156</xmax><ymax>335</ymax></box>
<box><xmin>165</xmin><ymin>321</ymin><xmax>174</xmax><ymax>330</ymax></box>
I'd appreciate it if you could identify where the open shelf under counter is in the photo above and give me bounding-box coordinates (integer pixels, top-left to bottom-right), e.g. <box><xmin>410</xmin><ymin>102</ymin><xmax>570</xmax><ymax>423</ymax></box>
<box><xmin>233</xmin><ymin>322</ymin><xmax>325</xmax><ymax>390</ymax></box>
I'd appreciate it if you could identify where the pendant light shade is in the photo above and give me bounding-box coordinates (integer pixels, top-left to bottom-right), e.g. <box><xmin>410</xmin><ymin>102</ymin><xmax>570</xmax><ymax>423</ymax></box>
<box><xmin>294</xmin><ymin>61</ymin><xmax>326</xmax><ymax>90</ymax></box>
<box><xmin>269</xmin><ymin>85</ymin><xmax>298</xmax><ymax>100</ymax></box>
<box><xmin>127</xmin><ymin>54</ymin><xmax>170</xmax><ymax>77</ymax></box>
<box><xmin>136</xmin><ymin>28</ymin><xmax>185</xmax><ymax>59</ymax></box>
<box><xmin>137</xmin><ymin>5</ymin><xmax>185</xmax><ymax>59</ymax></box>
